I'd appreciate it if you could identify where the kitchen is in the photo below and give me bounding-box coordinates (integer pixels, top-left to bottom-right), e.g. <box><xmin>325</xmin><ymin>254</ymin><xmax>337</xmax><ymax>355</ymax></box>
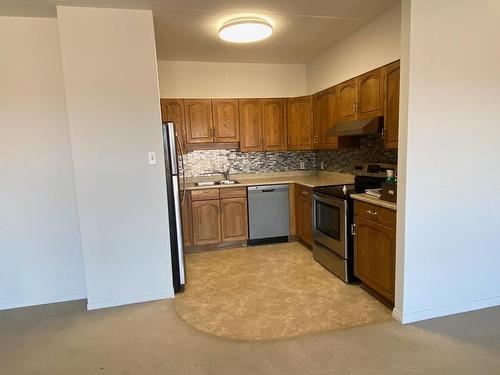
<box><xmin>3</xmin><ymin>0</ymin><xmax>500</xmax><ymax>372</ymax></box>
<box><xmin>161</xmin><ymin>55</ymin><xmax>400</xmax><ymax>339</ymax></box>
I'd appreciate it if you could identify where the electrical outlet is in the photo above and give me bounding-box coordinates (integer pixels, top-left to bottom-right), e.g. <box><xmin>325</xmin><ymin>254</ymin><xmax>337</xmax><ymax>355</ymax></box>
<box><xmin>148</xmin><ymin>152</ymin><xmax>157</xmax><ymax>165</ymax></box>
<box><xmin>320</xmin><ymin>162</ymin><xmax>325</xmax><ymax>170</ymax></box>
<box><xmin>299</xmin><ymin>162</ymin><xmax>305</xmax><ymax>170</ymax></box>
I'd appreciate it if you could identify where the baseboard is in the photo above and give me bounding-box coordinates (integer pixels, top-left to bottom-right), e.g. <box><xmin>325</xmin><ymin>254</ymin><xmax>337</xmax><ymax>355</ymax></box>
<box><xmin>86</xmin><ymin>291</ymin><xmax>173</xmax><ymax>310</ymax></box>
<box><xmin>392</xmin><ymin>307</ymin><xmax>403</xmax><ymax>322</ymax></box>
<box><xmin>0</xmin><ymin>293</ymin><xmax>86</xmax><ymax>311</ymax></box>
<box><xmin>399</xmin><ymin>295</ymin><xmax>500</xmax><ymax>324</ymax></box>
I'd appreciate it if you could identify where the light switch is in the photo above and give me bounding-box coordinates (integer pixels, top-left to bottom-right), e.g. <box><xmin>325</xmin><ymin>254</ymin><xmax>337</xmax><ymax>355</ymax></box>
<box><xmin>148</xmin><ymin>152</ymin><xmax>157</xmax><ymax>165</ymax></box>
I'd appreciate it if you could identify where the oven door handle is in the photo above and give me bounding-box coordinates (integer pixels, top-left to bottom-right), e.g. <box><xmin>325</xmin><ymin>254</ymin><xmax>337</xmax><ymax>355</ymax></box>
<box><xmin>313</xmin><ymin>193</ymin><xmax>347</xmax><ymax>208</ymax></box>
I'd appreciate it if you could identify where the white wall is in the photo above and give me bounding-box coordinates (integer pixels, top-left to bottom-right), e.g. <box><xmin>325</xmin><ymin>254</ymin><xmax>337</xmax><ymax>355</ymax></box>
<box><xmin>0</xmin><ymin>17</ymin><xmax>86</xmax><ymax>309</ymax></box>
<box><xmin>57</xmin><ymin>7</ymin><xmax>174</xmax><ymax>309</ymax></box>
<box><xmin>158</xmin><ymin>61</ymin><xmax>306</xmax><ymax>98</ymax></box>
<box><xmin>306</xmin><ymin>3</ymin><xmax>401</xmax><ymax>94</ymax></box>
<box><xmin>395</xmin><ymin>0</ymin><xmax>500</xmax><ymax>323</ymax></box>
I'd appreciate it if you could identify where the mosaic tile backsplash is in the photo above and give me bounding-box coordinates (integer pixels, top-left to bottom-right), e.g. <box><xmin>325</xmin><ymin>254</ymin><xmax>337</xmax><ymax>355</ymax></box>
<box><xmin>180</xmin><ymin>135</ymin><xmax>397</xmax><ymax>177</ymax></box>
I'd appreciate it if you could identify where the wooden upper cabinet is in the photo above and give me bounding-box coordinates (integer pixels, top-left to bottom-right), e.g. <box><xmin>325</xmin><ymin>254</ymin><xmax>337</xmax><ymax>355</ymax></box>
<box><xmin>191</xmin><ymin>199</ymin><xmax>221</xmax><ymax>245</ymax></box>
<box><xmin>184</xmin><ymin>99</ymin><xmax>213</xmax><ymax>144</ymax></box>
<box><xmin>160</xmin><ymin>99</ymin><xmax>186</xmax><ymax>153</ymax></box>
<box><xmin>239</xmin><ymin>99</ymin><xmax>263</xmax><ymax>152</ymax></box>
<box><xmin>212</xmin><ymin>99</ymin><xmax>239</xmax><ymax>142</ymax></box>
<box><xmin>358</xmin><ymin>67</ymin><xmax>384</xmax><ymax>119</ymax></box>
<box><xmin>286</xmin><ymin>96</ymin><xmax>313</xmax><ymax>150</ymax></box>
<box><xmin>384</xmin><ymin>61</ymin><xmax>400</xmax><ymax>148</ymax></box>
<box><xmin>221</xmin><ymin>197</ymin><xmax>248</xmax><ymax>242</ymax></box>
<box><xmin>337</xmin><ymin>79</ymin><xmax>358</xmax><ymax>122</ymax></box>
<box><xmin>313</xmin><ymin>88</ymin><xmax>338</xmax><ymax>149</ymax></box>
<box><xmin>262</xmin><ymin>98</ymin><xmax>286</xmax><ymax>151</ymax></box>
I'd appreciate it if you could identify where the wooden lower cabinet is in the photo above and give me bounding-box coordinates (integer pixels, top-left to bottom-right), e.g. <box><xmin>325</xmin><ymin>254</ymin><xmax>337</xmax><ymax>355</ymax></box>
<box><xmin>191</xmin><ymin>199</ymin><xmax>221</xmax><ymax>245</ymax></box>
<box><xmin>221</xmin><ymin>197</ymin><xmax>248</xmax><ymax>242</ymax></box>
<box><xmin>188</xmin><ymin>188</ymin><xmax>248</xmax><ymax>250</ymax></box>
<box><xmin>181</xmin><ymin>191</ymin><xmax>192</xmax><ymax>246</ymax></box>
<box><xmin>354</xmin><ymin>202</ymin><xmax>396</xmax><ymax>304</ymax></box>
<box><xmin>295</xmin><ymin>185</ymin><xmax>313</xmax><ymax>247</ymax></box>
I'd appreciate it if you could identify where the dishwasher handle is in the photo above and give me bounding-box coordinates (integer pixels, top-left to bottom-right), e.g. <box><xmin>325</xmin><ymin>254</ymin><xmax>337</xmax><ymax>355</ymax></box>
<box><xmin>247</xmin><ymin>184</ymin><xmax>289</xmax><ymax>194</ymax></box>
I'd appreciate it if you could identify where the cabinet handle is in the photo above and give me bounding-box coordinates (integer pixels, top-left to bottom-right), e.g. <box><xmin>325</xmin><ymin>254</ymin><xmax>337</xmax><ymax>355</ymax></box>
<box><xmin>366</xmin><ymin>209</ymin><xmax>378</xmax><ymax>216</ymax></box>
<box><xmin>287</xmin><ymin>137</ymin><xmax>291</xmax><ymax>145</ymax></box>
<box><xmin>314</xmin><ymin>135</ymin><xmax>318</xmax><ymax>143</ymax></box>
<box><xmin>381</xmin><ymin>128</ymin><xmax>385</xmax><ymax>141</ymax></box>
<box><xmin>352</xmin><ymin>103</ymin><xmax>356</xmax><ymax>112</ymax></box>
<box><xmin>351</xmin><ymin>224</ymin><xmax>356</xmax><ymax>235</ymax></box>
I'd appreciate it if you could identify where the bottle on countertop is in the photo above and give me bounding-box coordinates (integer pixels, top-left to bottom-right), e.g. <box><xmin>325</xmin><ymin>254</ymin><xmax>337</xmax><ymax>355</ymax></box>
<box><xmin>386</xmin><ymin>169</ymin><xmax>396</xmax><ymax>184</ymax></box>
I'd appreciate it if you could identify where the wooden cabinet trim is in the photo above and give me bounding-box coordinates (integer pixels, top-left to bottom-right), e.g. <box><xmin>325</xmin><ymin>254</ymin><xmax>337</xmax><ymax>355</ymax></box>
<box><xmin>219</xmin><ymin>187</ymin><xmax>247</xmax><ymax>199</ymax></box>
<box><xmin>191</xmin><ymin>188</ymin><xmax>220</xmax><ymax>201</ymax></box>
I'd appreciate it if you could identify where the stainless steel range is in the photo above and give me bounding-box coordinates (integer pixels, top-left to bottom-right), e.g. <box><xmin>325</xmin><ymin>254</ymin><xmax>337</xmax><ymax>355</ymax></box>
<box><xmin>312</xmin><ymin>163</ymin><xmax>396</xmax><ymax>282</ymax></box>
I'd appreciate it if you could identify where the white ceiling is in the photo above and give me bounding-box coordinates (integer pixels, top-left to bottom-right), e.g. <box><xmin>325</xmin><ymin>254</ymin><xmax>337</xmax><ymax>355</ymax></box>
<box><xmin>1</xmin><ymin>0</ymin><xmax>400</xmax><ymax>63</ymax></box>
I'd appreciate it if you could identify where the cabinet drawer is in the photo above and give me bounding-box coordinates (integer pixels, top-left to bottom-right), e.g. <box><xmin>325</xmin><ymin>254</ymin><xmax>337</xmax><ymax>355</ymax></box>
<box><xmin>219</xmin><ymin>186</ymin><xmax>247</xmax><ymax>199</ymax></box>
<box><xmin>354</xmin><ymin>201</ymin><xmax>396</xmax><ymax>228</ymax></box>
<box><xmin>297</xmin><ymin>185</ymin><xmax>312</xmax><ymax>198</ymax></box>
<box><xmin>191</xmin><ymin>188</ymin><xmax>220</xmax><ymax>201</ymax></box>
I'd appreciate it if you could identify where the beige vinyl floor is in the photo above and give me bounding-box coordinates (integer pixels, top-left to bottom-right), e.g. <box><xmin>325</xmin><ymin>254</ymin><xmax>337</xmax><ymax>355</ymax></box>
<box><xmin>175</xmin><ymin>242</ymin><xmax>391</xmax><ymax>340</ymax></box>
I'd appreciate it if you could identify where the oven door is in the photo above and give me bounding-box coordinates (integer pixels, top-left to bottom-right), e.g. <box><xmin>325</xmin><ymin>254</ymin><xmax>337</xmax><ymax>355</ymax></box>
<box><xmin>313</xmin><ymin>192</ymin><xmax>347</xmax><ymax>258</ymax></box>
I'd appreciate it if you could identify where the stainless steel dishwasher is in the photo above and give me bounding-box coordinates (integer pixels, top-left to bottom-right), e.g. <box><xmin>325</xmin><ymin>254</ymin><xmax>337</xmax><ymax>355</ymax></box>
<box><xmin>247</xmin><ymin>184</ymin><xmax>289</xmax><ymax>245</ymax></box>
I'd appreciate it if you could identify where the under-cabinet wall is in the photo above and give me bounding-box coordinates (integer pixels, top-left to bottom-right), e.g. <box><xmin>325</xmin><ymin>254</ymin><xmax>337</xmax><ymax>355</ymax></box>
<box><xmin>180</xmin><ymin>135</ymin><xmax>397</xmax><ymax>177</ymax></box>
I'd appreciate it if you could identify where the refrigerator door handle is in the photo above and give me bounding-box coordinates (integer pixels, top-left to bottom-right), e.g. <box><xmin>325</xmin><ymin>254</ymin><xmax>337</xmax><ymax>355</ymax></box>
<box><xmin>167</xmin><ymin>121</ymin><xmax>178</xmax><ymax>174</ymax></box>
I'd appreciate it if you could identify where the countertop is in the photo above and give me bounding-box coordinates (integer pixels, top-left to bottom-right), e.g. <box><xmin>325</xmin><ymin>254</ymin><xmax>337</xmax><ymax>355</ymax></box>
<box><xmin>182</xmin><ymin>171</ymin><xmax>354</xmax><ymax>190</ymax></box>
<box><xmin>351</xmin><ymin>193</ymin><xmax>397</xmax><ymax>210</ymax></box>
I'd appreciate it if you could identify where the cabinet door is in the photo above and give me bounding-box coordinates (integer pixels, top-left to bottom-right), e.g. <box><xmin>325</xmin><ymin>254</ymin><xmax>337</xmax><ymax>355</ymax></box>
<box><xmin>184</xmin><ymin>99</ymin><xmax>213</xmax><ymax>144</ymax></box>
<box><xmin>262</xmin><ymin>98</ymin><xmax>286</xmax><ymax>151</ymax></box>
<box><xmin>337</xmin><ymin>79</ymin><xmax>358</xmax><ymax>122</ymax></box>
<box><xmin>354</xmin><ymin>216</ymin><xmax>396</xmax><ymax>303</ymax></box>
<box><xmin>181</xmin><ymin>191</ymin><xmax>192</xmax><ymax>247</ymax></box>
<box><xmin>296</xmin><ymin>187</ymin><xmax>313</xmax><ymax>247</ymax></box>
<box><xmin>192</xmin><ymin>199</ymin><xmax>221</xmax><ymax>245</ymax></box>
<box><xmin>358</xmin><ymin>67</ymin><xmax>384</xmax><ymax>119</ymax></box>
<box><xmin>239</xmin><ymin>99</ymin><xmax>263</xmax><ymax>152</ymax></box>
<box><xmin>384</xmin><ymin>61</ymin><xmax>400</xmax><ymax>149</ymax></box>
<box><xmin>313</xmin><ymin>88</ymin><xmax>338</xmax><ymax>149</ymax></box>
<box><xmin>286</xmin><ymin>96</ymin><xmax>313</xmax><ymax>150</ymax></box>
<box><xmin>221</xmin><ymin>197</ymin><xmax>248</xmax><ymax>242</ymax></box>
<box><xmin>212</xmin><ymin>99</ymin><xmax>239</xmax><ymax>142</ymax></box>
<box><xmin>160</xmin><ymin>99</ymin><xmax>186</xmax><ymax>153</ymax></box>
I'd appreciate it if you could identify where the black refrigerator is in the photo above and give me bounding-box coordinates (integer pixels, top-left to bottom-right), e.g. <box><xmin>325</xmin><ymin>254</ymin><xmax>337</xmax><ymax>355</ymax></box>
<box><xmin>162</xmin><ymin>121</ymin><xmax>185</xmax><ymax>293</ymax></box>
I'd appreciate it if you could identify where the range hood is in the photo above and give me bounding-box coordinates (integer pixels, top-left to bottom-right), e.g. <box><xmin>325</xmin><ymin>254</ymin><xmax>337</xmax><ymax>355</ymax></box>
<box><xmin>326</xmin><ymin>116</ymin><xmax>383</xmax><ymax>137</ymax></box>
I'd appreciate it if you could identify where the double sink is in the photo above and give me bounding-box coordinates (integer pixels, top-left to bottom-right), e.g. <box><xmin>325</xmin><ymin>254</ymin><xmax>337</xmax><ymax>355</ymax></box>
<box><xmin>195</xmin><ymin>180</ymin><xmax>240</xmax><ymax>187</ymax></box>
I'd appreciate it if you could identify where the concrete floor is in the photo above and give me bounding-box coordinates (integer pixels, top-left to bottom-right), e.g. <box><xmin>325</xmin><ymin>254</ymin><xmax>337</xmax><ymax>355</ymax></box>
<box><xmin>175</xmin><ymin>243</ymin><xmax>391</xmax><ymax>340</ymax></box>
<box><xmin>1</xmin><ymin>299</ymin><xmax>499</xmax><ymax>374</ymax></box>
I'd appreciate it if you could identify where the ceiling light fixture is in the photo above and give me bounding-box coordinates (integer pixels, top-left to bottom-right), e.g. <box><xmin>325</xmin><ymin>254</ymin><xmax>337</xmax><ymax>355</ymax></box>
<box><xmin>218</xmin><ymin>18</ymin><xmax>273</xmax><ymax>43</ymax></box>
